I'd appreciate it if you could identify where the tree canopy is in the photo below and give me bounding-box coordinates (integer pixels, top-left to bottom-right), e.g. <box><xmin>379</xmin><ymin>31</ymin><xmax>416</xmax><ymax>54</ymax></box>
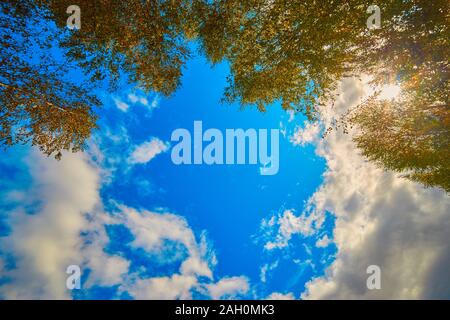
<box><xmin>40</xmin><ymin>0</ymin><xmax>196</xmax><ymax>95</ymax></box>
<box><xmin>1</xmin><ymin>0</ymin><xmax>448</xmax><ymax>191</ymax></box>
<box><xmin>0</xmin><ymin>1</ymin><xmax>98</xmax><ymax>160</ymax></box>
<box><xmin>193</xmin><ymin>0</ymin><xmax>449</xmax><ymax>191</ymax></box>
<box><xmin>1</xmin><ymin>0</ymin><xmax>196</xmax><ymax>158</ymax></box>
<box><xmin>347</xmin><ymin>0</ymin><xmax>449</xmax><ymax>192</ymax></box>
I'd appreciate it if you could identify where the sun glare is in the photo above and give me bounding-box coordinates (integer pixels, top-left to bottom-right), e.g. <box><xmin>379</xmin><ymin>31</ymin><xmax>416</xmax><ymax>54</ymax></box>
<box><xmin>378</xmin><ymin>84</ymin><xmax>402</xmax><ymax>100</ymax></box>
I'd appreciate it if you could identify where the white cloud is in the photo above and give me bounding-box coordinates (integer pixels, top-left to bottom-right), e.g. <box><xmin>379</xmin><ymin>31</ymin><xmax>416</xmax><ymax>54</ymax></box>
<box><xmin>113</xmin><ymin>206</ymin><xmax>226</xmax><ymax>300</ymax></box>
<box><xmin>114</xmin><ymin>207</ymin><xmax>226</xmax><ymax>300</ymax></box>
<box><xmin>138</xmin><ymin>96</ymin><xmax>149</xmax><ymax>106</ymax></box>
<box><xmin>128</xmin><ymin>93</ymin><xmax>139</xmax><ymax>104</ymax></box>
<box><xmin>260</xmin><ymin>260</ymin><xmax>279</xmax><ymax>283</ymax></box>
<box><xmin>258</xmin><ymin>77</ymin><xmax>450</xmax><ymax>299</ymax></box>
<box><xmin>263</xmin><ymin>209</ymin><xmax>322</xmax><ymax>251</ymax></box>
<box><xmin>378</xmin><ymin>83</ymin><xmax>401</xmax><ymax>100</ymax></box>
<box><xmin>117</xmin><ymin>206</ymin><xmax>213</xmax><ymax>279</ymax></box>
<box><xmin>297</xmin><ymin>77</ymin><xmax>450</xmax><ymax>299</ymax></box>
<box><xmin>266</xmin><ymin>292</ymin><xmax>295</xmax><ymax>300</ymax></box>
<box><xmin>127</xmin><ymin>92</ymin><xmax>159</xmax><ymax>110</ymax></box>
<box><xmin>205</xmin><ymin>276</ymin><xmax>250</xmax><ymax>300</ymax></box>
<box><xmin>128</xmin><ymin>138</ymin><xmax>170</xmax><ymax>165</ymax></box>
<box><xmin>0</xmin><ymin>147</ymin><xmax>247</xmax><ymax>300</ymax></box>
<box><xmin>150</xmin><ymin>95</ymin><xmax>160</xmax><ymax>109</ymax></box>
<box><xmin>128</xmin><ymin>274</ymin><xmax>198</xmax><ymax>300</ymax></box>
<box><xmin>315</xmin><ymin>235</ymin><xmax>332</xmax><ymax>248</ymax></box>
<box><xmin>287</xmin><ymin>110</ymin><xmax>295</xmax><ymax>122</ymax></box>
<box><xmin>290</xmin><ymin>121</ymin><xmax>321</xmax><ymax>146</ymax></box>
<box><xmin>0</xmin><ymin>150</ymin><xmax>100</xmax><ymax>299</ymax></box>
<box><xmin>113</xmin><ymin>97</ymin><xmax>130</xmax><ymax>112</ymax></box>
<box><xmin>86</xmin><ymin>253</ymin><xmax>130</xmax><ymax>287</ymax></box>
<box><xmin>111</xmin><ymin>207</ymin><xmax>249</xmax><ymax>300</ymax></box>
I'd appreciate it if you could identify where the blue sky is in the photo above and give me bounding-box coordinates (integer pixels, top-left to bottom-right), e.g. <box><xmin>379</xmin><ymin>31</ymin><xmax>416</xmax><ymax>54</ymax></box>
<box><xmin>1</xmin><ymin>13</ymin><xmax>450</xmax><ymax>300</ymax></box>
<box><xmin>0</xmin><ymin>36</ymin><xmax>338</xmax><ymax>299</ymax></box>
<box><xmin>83</xmin><ymin>48</ymin><xmax>335</xmax><ymax>298</ymax></box>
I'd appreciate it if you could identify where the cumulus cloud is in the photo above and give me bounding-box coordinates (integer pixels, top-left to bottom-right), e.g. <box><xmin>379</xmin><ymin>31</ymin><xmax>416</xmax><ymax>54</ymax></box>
<box><xmin>0</xmin><ymin>151</ymin><xmax>101</xmax><ymax>299</ymax></box>
<box><xmin>290</xmin><ymin>121</ymin><xmax>321</xmax><ymax>146</ymax></box>
<box><xmin>293</xmin><ymin>78</ymin><xmax>450</xmax><ymax>299</ymax></box>
<box><xmin>259</xmin><ymin>77</ymin><xmax>450</xmax><ymax>299</ymax></box>
<box><xmin>86</xmin><ymin>254</ymin><xmax>130</xmax><ymax>287</ymax></box>
<box><xmin>117</xmin><ymin>206</ymin><xmax>214</xmax><ymax>279</ymax></box>
<box><xmin>262</xmin><ymin>209</ymin><xmax>323</xmax><ymax>251</ymax></box>
<box><xmin>205</xmin><ymin>276</ymin><xmax>250</xmax><ymax>300</ymax></box>
<box><xmin>85</xmin><ymin>204</ymin><xmax>219</xmax><ymax>299</ymax></box>
<box><xmin>114</xmin><ymin>207</ymin><xmax>229</xmax><ymax>300</ymax></box>
<box><xmin>114</xmin><ymin>207</ymin><xmax>249</xmax><ymax>300</ymax></box>
<box><xmin>266</xmin><ymin>292</ymin><xmax>295</xmax><ymax>300</ymax></box>
<box><xmin>128</xmin><ymin>274</ymin><xmax>198</xmax><ymax>300</ymax></box>
<box><xmin>128</xmin><ymin>138</ymin><xmax>170</xmax><ymax>165</ymax></box>
<box><xmin>0</xmin><ymin>148</ymin><xmax>246</xmax><ymax>300</ymax></box>
<box><xmin>315</xmin><ymin>235</ymin><xmax>332</xmax><ymax>248</ymax></box>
